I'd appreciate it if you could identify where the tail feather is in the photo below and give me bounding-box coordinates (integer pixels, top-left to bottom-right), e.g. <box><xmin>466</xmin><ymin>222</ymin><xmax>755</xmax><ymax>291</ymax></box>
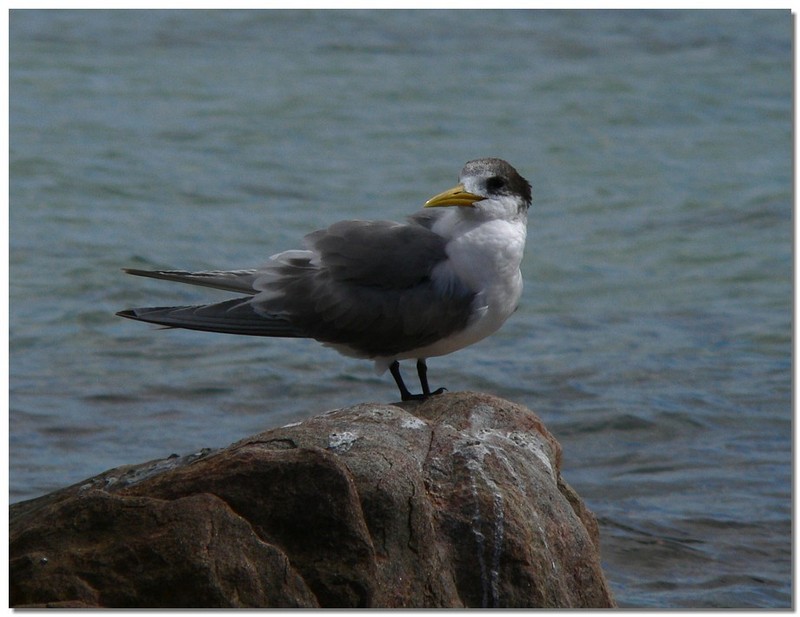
<box><xmin>117</xmin><ymin>298</ymin><xmax>306</xmax><ymax>338</ymax></box>
<box><xmin>122</xmin><ymin>268</ymin><xmax>260</xmax><ymax>295</ymax></box>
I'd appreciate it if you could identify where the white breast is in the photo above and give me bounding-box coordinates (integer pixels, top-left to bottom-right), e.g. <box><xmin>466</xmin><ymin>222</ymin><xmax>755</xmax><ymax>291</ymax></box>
<box><xmin>373</xmin><ymin>209</ymin><xmax>527</xmax><ymax>373</ymax></box>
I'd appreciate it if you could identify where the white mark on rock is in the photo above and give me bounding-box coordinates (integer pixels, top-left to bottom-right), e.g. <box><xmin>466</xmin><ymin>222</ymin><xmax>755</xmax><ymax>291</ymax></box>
<box><xmin>468</xmin><ymin>404</ymin><xmax>497</xmax><ymax>431</ymax></box>
<box><xmin>401</xmin><ymin>417</ymin><xmax>427</xmax><ymax>430</ymax></box>
<box><xmin>446</xmin><ymin>404</ymin><xmax>563</xmax><ymax>606</ymax></box>
<box><xmin>490</xmin><ymin>489</ymin><xmax>505</xmax><ymax>604</ymax></box>
<box><xmin>508</xmin><ymin>431</ymin><xmax>554</xmax><ymax>477</ymax></box>
<box><xmin>327</xmin><ymin>431</ymin><xmax>359</xmax><ymax>453</ymax></box>
<box><xmin>463</xmin><ymin>453</ymin><xmax>505</xmax><ymax>608</ymax></box>
<box><xmin>364</xmin><ymin>406</ymin><xmax>397</xmax><ymax>419</ymax></box>
<box><xmin>281</xmin><ymin>421</ymin><xmax>302</xmax><ymax>429</ymax></box>
<box><xmin>321</xmin><ymin>406</ymin><xmax>345</xmax><ymax>417</ymax></box>
<box><xmin>466</xmin><ymin>462</ymin><xmax>490</xmax><ymax>607</ymax></box>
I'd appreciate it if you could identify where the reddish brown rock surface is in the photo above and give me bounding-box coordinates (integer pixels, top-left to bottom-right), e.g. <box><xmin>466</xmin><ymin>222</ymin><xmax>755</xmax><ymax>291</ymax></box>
<box><xmin>9</xmin><ymin>392</ymin><xmax>615</xmax><ymax>608</ymax></box>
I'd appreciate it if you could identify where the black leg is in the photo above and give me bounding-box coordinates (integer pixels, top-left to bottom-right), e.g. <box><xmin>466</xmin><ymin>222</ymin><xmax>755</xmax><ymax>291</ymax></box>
<box><xmin>416</xmin><ymin>358</ymin><xmax>447</xmax><ymax>398</ymax></box>
<box><xmin>391</xmin><ymin>360</ymin><xmax>447</xmax><ymax>401</ymax></box>
<box><xmin>417</xmin><ymin>358</ymin><xmax>432</xmax><ymax>396</ymax></box>
<box><xmin>390</xmin><ymin>361</ymin><xmax>415</xmax><ymax>401</ymax></box>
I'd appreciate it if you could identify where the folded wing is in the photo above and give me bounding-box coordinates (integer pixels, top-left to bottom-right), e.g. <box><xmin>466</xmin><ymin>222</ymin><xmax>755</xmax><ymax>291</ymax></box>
<box><xmin>120</xmin><ymin>216</ymin><xmax>476</xmax><ymax>358</ymax></box>
<box><xmin>123</xmin><ymin>268</ymin><xmax>261</xmax><ymax>295</ymax></box>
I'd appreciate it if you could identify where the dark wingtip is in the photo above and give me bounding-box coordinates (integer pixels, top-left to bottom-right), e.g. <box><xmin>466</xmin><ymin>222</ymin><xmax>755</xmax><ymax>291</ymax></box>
<box><xmin>116</xmin><ymin>309</ymin><xmax>137</xmax><ymax>319</ymax></box>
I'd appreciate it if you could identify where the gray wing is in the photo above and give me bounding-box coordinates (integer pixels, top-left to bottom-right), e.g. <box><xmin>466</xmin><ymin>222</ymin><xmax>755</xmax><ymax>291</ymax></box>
<box><xmin>253</xmin><ymin>218</ymin><xmax>476</xmax><ymax>357</ymax></box>
<box><xmin>118</xmin><ymin>213</ymin><xmax>443</xmax><ymax>295</ymax></box>
<box><xmin>119</xmin><ymin>217</ymin><xmax>476</xmax><ymax>358</ymax></box>
<box><xmin>302</xmin><ymin>218</ymin><xmax>447</xmax><ymax>288</ymax></box>
<box><xmin>117</xmin><ymin>298</ymin><xmax>305</xmax><ymax>337</ymax></box>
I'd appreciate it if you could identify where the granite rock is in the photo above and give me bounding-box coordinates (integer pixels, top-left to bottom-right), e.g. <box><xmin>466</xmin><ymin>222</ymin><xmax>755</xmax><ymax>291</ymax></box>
<box><xmin>10</xmin><ymin>392</ymin><xmax>615</xmax><ymax>608</ymax></box>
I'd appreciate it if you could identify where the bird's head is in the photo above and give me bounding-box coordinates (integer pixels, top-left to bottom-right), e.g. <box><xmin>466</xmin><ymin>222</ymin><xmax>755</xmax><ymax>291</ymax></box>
<box><xmin>424</xmin><ymin>158</ymin><xmax>532</xmax><ymax>217</ymax></box>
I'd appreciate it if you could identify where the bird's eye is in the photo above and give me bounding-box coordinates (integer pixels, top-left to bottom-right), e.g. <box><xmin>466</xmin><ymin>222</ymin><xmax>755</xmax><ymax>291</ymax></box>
<box><xmin>485</xmin><ymin>176</ymin><xmax>505</xmax><ymax>192</ymax></box>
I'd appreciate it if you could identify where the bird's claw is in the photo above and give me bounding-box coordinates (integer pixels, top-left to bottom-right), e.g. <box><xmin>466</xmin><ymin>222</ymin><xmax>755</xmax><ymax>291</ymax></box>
<box><xmin>401</xmin><ymin>387</ymin><xmax>447</xmax><ymax>402</ymax></box>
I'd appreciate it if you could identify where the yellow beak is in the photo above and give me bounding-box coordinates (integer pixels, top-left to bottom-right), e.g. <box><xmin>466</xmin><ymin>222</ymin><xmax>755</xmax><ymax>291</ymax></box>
<box><xmin>424</xmin><ymin>184</ymin><xmax>483</xmax><ymax>208</ymax></box>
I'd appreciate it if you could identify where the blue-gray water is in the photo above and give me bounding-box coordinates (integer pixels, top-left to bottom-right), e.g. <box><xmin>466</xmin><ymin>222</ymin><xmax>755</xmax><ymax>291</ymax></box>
<box><xmin>10</xmin><ymin>10</ymin><xmax>791</xmax><ymax>608</ymax></box>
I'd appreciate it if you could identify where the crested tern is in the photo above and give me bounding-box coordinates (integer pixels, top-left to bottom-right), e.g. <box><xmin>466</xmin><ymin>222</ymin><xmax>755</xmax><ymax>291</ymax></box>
<box><xmin>118</xmin><ymin>158</ymin><xmax>532</xmax><ymax>401</ymax></box>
